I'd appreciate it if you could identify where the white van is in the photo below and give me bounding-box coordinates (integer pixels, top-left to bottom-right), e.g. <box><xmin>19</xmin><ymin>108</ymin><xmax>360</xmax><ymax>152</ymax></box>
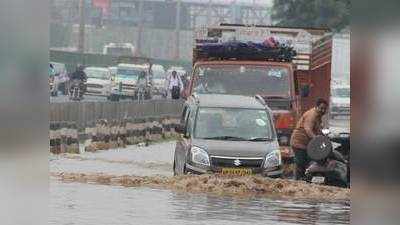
<box><xmin>103</xmin><ymin>43</ymin><xmax>135</xmax><ymax>57</ymax></box>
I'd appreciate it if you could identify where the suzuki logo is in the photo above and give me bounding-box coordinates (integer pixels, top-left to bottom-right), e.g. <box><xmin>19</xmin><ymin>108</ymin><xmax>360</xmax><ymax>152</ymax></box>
<box><xmin>234</xmin><ymin>159</ymin><xmax>242</xmax><ymax>166</ymax></box>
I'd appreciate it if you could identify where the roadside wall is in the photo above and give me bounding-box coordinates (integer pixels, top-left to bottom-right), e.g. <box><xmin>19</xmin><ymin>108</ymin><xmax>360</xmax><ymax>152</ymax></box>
<box><xmin>50</xmin><ymin>100</ymin><xmax>184</xmax><ymax>129</ymax></box>
<box><xmin>49</xmin><ymin>100</ymin><xmax>184</xmax><ymax>154</ymax></box>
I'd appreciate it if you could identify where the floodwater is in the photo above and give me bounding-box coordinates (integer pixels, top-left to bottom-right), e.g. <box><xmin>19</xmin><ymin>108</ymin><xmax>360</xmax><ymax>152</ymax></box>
<box><xmin>50</xmin><ymin>181</ymin><xmax>349</xmax><ymax>225</ymax></box>
<box><xmin>50</xmin><ymin>118</ymin><xmax>350</xmax><ymax>225</ymax></box>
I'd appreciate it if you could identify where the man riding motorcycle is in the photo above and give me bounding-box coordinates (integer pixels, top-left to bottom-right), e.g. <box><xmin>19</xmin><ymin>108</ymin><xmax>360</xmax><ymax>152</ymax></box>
<box><xmin>69</xmin><ymin>65</ymin><xmax>87</xmax><ymax>99</ymax></box>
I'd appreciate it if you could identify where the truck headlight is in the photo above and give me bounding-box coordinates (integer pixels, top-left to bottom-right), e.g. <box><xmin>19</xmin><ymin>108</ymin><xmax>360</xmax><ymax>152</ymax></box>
<box><xmin>190</xmin><ymin>146</ymin><xmax>210</xmax><ymax>166</ymax></box>
<box><xmin>264</xmin><ymin>150</ymin><xmax>282</xmax><ymax>169</ymax></box>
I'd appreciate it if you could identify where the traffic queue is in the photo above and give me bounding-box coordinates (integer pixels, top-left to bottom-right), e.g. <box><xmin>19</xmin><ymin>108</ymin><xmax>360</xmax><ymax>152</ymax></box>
<box><xmin>49</xmin><ymin>61</ymin><xmax>189</xmax><ymax>102</ymax></box>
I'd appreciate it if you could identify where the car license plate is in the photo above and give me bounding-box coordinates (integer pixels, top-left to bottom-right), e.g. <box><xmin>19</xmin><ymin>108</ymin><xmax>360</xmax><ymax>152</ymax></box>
<box><xmin>221</xmin><ymin>168</ymin><xmax>252</xmax><ymax>176</ymax></box>
<box><xmin>311</xmin><ymin>176</ymin><xmax>325</xmax><ymax>184</ymax></box>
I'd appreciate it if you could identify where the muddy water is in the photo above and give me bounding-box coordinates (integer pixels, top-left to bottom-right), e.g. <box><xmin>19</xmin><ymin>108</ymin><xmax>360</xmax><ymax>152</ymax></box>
<box><xmin>50</xmin><ymin>181</ymin><xmax>349</xmax><ymax>225</ymax></box>
<box><xmin>50</xmin><ymin>141</ymin><xmax>350</xmax><ymax>224</ymax></box>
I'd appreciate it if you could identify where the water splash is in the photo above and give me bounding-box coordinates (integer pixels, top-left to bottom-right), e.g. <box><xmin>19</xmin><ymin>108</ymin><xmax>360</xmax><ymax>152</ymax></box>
<box><xmin>52</xmin><ymin>172</ymin><xmax>350</xmax><ymax>202</ymax></box>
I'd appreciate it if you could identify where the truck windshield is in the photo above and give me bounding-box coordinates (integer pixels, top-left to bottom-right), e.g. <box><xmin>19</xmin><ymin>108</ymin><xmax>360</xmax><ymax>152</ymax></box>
<box><xmin>106</xmin><ymin>47</ymin><xmax>133</xmax><ymax>56</ymax></box>
<box><xmin>85</xmin><ymin>69</ymin><xmax>110</xmax><ymax>80</ymax></box>
<box><xmin>117</xmin><ymin>68</ymin><xmax>142</xmax><ymax>79</ymax></box>
<box><xmin>194</xmin><ymin>107</ymin><xmax>273</xmax><ymax>141</ymax></box>
<box><xmin>193</xmin><ymin>65</ymin><xmax>290</xmax><ymax>96</ymax></box>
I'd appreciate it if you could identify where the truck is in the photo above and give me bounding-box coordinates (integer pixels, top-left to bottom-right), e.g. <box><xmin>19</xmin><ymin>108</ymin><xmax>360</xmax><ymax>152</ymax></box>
<box><xmin>185</xmin><ymin>24</ymin><xmax>333</xmax><ymax>166</ymax></box>
<box><xmin>103</xmin><ymin>43</ymin><xmax>135</xmax><ymax>57</ymax></box>
<box><xmin>109</xmin><ymin>57</ymin><xmax>153</xmax><ymax>101</ymax></box>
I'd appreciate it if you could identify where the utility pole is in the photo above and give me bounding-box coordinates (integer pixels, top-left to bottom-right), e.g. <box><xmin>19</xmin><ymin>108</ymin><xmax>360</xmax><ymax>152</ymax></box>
<box><xmin>78</xmin><ymin>0</ymin><xmax>85</xmax><ymax>55</ymax></box>
<box><xmin>136</xmin><ymin>0</ymin><xmax>144</xmax><ymax>57</ymax></box>
<box><xmin>174</xmin><ymin>0</ymin><xmax>181</xmax><ymax>60</ymax></box>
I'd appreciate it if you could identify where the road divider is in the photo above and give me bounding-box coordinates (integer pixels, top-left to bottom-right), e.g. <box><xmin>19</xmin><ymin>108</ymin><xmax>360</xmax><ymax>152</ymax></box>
<box><xmin>50</xmin><ymin>115</ymin><xmax>181</xmax><ymax>154</ymax></box>
<box><xmin>50</xmin><ymin>100</ymin><xmax>184</xmax><ymax>154</ymax></box>
<box><xmin>50</xmin><ymin>122</ymin><xmax>80</xmax><ymax>154</ymax></box>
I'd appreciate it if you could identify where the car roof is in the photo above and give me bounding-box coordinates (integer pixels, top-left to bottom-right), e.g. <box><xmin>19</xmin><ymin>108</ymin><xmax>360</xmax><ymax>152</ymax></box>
<box><xmin>189</xmin><ymin>94</ymin><xmax>267</xmax><ymax>110</ymax></box>
<box><xmin>85</xmin><ymin>67</ymin><xmax>109</xmax><ymax>71</ymax></box>
<box><xmin>117</xmin><ymin>63</ymin><xmax>148</xmax><ymax>70</ymax></box>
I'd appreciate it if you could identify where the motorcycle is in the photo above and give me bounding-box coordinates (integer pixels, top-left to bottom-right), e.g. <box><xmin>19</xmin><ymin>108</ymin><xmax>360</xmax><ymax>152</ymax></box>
<box><xmin>305</xmin><ymin>133</ymin><xmax>350</xmax><ymax>188</ymax></box>
<box><xmin>69</xmin><ymin>79</ymin><xmax>85</xmax><ymax>101</ymax></box>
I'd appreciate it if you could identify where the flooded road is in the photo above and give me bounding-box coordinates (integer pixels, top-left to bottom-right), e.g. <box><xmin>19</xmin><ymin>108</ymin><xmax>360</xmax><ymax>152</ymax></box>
<box><xmin>50</xmin><ymin>118</ymin><xmax>350</xmax><ymax>224</ymax></box>
<box><xmin>50</xmin><ymin>181</ymin><xmax>349</xmax><ymax>225</ymax></box>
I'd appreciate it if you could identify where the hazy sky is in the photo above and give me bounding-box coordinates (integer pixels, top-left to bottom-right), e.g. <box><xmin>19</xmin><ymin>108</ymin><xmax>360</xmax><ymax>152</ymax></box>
<box><xmin>168</xmin><ymin>0</ymin><xmax>273</xmax><ymax>6</ymax></box>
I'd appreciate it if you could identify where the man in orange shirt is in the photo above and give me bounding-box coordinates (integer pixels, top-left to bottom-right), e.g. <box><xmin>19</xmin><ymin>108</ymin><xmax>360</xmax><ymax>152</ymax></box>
<box><xmin>290</xmin><ymin>98</ymin><xmax>329</xmax><ymax>180</ymax></box>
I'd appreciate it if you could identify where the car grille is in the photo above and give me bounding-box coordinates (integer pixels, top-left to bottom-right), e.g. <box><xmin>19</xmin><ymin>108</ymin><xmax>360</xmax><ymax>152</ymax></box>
<box><xmin>210</xmin><ymin>156</ymin><xmax>264</xmax><ymax>168</ymax></box>
<box><xmin>87</xmin><ymin>84</ymin><xmax>103</xmax><ymax>89</ymax></box>
<box><xmin>122</xmin><ymin>84</ymin><xmax>136</xmax><ymax>90</ymax></box>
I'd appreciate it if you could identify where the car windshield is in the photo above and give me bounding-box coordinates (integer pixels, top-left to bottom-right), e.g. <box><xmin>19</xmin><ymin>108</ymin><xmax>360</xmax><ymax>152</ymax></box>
<box><xmin>332</xmin><ymin>88</ymin><xmax>350</xmax><ymax>98</ymax></box>
<box><xmin>85</xmin><ymin>69</ymin><xmax>110</xmax><ymax>80</ymax></box>
<box><xmin>194</xmin><ymin>107</ymin><xmax>273</xmax><ymax>141</ymax></box>
<box><xmin>117</xmin><ymin>68</ymin><xmax>143</xmax><ymax>80</ymax></box>
<box><xmin>193</xmin><ymin>65</ymin><xmax>290</xmax><ymax>96</ymax></box>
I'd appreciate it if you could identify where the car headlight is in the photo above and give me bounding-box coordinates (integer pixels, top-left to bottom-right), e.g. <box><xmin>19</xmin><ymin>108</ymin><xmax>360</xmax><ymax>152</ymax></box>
<box><xmin>190</xmin><ymin>146</ymin><xmax>210</xmax><ymax>166</ymax></box>
<box><xmin>264</xmin><ymin>150</ymin><xmax>282</xmax><ymax>169</ymax></box>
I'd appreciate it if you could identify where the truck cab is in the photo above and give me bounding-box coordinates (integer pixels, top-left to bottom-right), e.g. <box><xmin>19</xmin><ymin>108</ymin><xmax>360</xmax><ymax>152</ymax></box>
<box><xmin>187</xmin><ymin>25</ymin><xmax>333</xmax><ymax>161</ymax></box>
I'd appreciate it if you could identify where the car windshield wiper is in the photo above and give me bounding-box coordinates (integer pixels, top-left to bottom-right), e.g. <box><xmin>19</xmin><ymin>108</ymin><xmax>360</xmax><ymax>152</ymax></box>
<box><xmin>203</xmin><ymin>136</ymin><xmax>248</xmax><ymax>141</ymax></box>
<box><xmin>247</xmin><ymin>137</ymin><xmax>273</xmax><ymax>142</ymax></box>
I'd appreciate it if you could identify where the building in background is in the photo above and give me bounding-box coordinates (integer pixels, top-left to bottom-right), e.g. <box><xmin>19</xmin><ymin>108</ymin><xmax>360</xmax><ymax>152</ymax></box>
<box><xmin>50</xmin><ymin>0</ymin><xmax>274</xmax><ymax>60</ymax></box>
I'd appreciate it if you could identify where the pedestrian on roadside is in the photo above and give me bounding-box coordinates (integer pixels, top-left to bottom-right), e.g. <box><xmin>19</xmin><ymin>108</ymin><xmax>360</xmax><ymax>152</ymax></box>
<box><xmin>167</xmin><ymin>70</ymin><xmax>183</xmax><ymax>100</ymax></box>
<box><xmin>290</xmin><ymin>98</ymin><xmax>328</xmax><ymax>180</ymax></box>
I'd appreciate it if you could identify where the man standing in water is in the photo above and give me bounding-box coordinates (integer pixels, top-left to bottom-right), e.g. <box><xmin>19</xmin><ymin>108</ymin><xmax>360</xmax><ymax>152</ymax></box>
<box><xmin>290</xmin><ymin>98</ymin><xmax>328</xmax><ymax>180</ymax></box>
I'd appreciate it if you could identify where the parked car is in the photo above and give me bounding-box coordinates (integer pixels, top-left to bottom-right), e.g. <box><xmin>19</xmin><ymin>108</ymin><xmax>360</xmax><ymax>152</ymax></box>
<box><xmin>84</xmin><ymin>67</ymin><xmax>112</xmax><ymax>97</ymax></box>
<box><xmin>330</xmin><ymin>85</ymin><xmax>350</xmax><ymax>118</ymax></box>
<box><xmin>173</xmin><ymin>94</ymin><xmax>283</xmax><ymax>178</ymax></box>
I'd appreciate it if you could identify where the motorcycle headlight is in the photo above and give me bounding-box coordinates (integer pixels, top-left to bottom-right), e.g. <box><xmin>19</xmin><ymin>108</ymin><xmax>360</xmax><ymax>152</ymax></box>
<box><xmin>278</xmin><ymin>136</ymin><xmax>289</xmax><ymax>146</ymax></box>
<box><xmin>264</xmin><ymin>150</ymin><xmax>282</xmax><ymax>169</ymax></box>
<box><xmin>190</xmin><ymin>146</ymin><xmax>210</xmax><ymax>166</ymax></box>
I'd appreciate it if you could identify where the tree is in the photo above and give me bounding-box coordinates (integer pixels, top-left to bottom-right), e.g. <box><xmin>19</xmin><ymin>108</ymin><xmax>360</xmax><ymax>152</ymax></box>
<box><xmin>272</xmin><ymin>0</ymin><xmax>350</xmax><ymax>32</ymax></box>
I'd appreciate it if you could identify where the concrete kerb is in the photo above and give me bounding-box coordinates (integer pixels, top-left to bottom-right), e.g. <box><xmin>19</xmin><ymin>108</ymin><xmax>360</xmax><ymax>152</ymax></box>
<box><xmin>50</xmin><ymin>115</ymin><xmax>181</xmax><ymax>154</ymax></box>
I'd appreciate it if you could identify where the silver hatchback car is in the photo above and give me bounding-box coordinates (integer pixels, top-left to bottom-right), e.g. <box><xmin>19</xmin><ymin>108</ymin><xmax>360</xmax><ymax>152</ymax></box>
<box><xmin>173</xmin><ymin>94</ymin><xmax>283</xmax><ymax>177</ymax></box>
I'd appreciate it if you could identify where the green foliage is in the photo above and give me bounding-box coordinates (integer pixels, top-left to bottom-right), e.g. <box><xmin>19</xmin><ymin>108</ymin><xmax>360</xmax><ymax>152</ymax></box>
<box><xmin>272</xmin><ymin>0</ymin><xmax>350</xmax><ymax>32</ymax></box>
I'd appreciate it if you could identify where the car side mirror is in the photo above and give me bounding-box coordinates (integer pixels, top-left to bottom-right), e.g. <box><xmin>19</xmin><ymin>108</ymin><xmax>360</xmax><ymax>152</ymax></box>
<box><xmin>175</xmin><ymin>124</ymin><xmax>185</xmax><ymax>134</ymax></box>
<box><xmin>300</xmin><ymin>84</ymin><xmax>310</xmax><ymax>98</ymax></box>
